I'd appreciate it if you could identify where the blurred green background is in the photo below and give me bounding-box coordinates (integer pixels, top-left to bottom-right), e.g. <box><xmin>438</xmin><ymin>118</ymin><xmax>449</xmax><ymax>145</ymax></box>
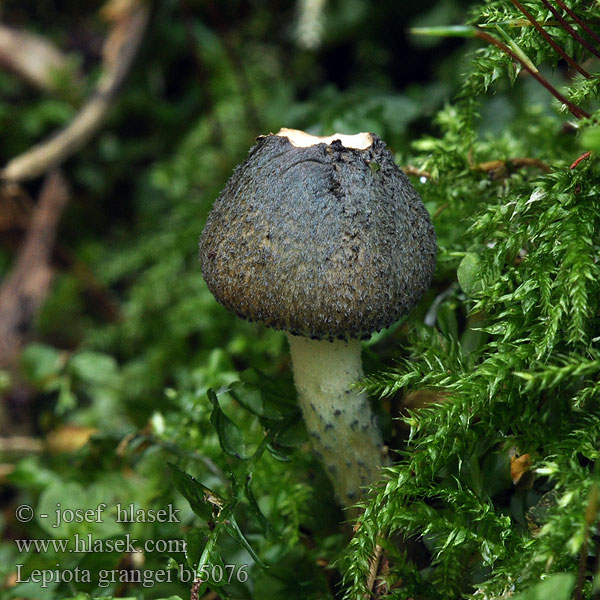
<box><xmin>1</xmin><ymin>0</ymin><xmax>598</xmax><ymax>599</ymax></box>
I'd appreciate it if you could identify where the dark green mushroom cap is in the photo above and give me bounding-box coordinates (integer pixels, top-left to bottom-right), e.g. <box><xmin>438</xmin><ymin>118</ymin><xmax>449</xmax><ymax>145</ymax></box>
<box><xmin>199</xmin><ymin>129</ymin><xmax>436</xmax><ymax>341</ymax></box>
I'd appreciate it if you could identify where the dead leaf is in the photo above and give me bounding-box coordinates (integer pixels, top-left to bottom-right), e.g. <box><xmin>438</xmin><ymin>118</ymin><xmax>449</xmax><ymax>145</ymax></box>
<box><xmin>510</xmin><ymin>453</ymin><xmax>531</xmax><ymax>485</ymax></box>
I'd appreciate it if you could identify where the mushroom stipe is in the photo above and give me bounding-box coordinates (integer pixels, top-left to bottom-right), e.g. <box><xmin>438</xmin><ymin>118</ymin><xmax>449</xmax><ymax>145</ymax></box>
<box><xmin>200</xmin><ymin>128</ymin><xmax>436</xmax><ymax>506</ymax></box>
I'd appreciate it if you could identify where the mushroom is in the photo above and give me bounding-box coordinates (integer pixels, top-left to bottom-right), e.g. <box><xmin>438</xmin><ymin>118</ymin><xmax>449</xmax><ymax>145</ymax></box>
<box><xmin>199</xmin><ymin>127</ymin><xmax>436</xmax><ymax>506</ymax></box>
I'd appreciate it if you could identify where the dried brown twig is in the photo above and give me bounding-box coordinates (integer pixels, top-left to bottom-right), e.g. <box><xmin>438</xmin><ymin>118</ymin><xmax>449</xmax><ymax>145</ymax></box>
<box><xmin>475</xmin><ymin>157</ymin><xmax>551</xmax><ymax>176</ymax></box>
<box><xmin>0</xmin><ymin>186</ymin><xmax>121</xmax><ymax>322</ymax></box>
<box><xmin>364</xmin><ymin>543</ymin><xmax>385</xmax><ymax>599</ymax></box>
<box><xmin>402</xmin><ymin>165</ymin><xmax>433</xmax><ymax>179</ymax></box>
<box><xmin>553</xmin><ymin>0</ymin><xmax>600</xmax><ymax>52</ymax></box>
<box><xmin>540</xmin><ymin>0</ymin><xmax>600</xmax><ymax>60</ymax></box>
<box><xmin>0</xmin><ymin>25</ymin><xmax>82</xmax><ymax>94</ymax></box>
<box><xmin>474</xmin><ymin>28</ymin><xmax>591</xmax><ymax>119</ymax></box>
<box><xmin>0</xmin><ymin>0</ymin><xmax>150</xmax><ymax>182</ymax></box>
<box><xmin>0</xmin><ymin>171</ymin><xmax>69</xmax><ymax>369</ymax></box>
<box><xmin>509</xmin><ymin>0</ymin><xmax>590</xmax><ymax>78</ymax></box>
<box><xmin>0</xmin><ymin>436</ymin><xmax>44</xmax><ymax>452</ymax></box>
<box><xmin>570</xmin><ymin>151</ymin><xmax>592</xmax><ymax>169</ymax></box>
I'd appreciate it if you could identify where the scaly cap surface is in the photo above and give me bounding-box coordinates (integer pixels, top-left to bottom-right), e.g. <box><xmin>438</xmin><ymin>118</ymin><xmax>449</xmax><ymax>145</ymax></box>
<box><xmin>200</xmin><ymin>129</ymin><xmax>436</xmax><ymax>340</ymax></box>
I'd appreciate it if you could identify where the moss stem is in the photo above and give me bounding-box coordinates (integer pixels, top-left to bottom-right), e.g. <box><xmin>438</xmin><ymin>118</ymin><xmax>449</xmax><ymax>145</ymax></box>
<box><xmin>287</xmin><ymin>334</ymin><xmax>385</xmax><ymax>506</ymax></box>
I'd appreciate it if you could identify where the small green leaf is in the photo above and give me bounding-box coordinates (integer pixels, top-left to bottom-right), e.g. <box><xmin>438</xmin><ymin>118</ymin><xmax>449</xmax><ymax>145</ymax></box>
<box><xmin>208</xmin><ymin>389</ymin><xmax>248</xmax><ymax>459</ymax></box>
<box><xmin>511</xmin><ymin>573</ymin><xmax>575</xmax><ymax>600</ymax></box>
<box><xmin>69</xmin><ymin>351</ymin><xmax>119</xmax><ymax>386</ymax></box>
<box><xmin>273</xmin><ymin>418</ymin><xmax>306</xmax><ymax>448</ymax></box>
<box><xmin>167</xmin><ymin>462</ymin><xmax>223</xmax><ymax>522</ymax></box>
<box><xmin>229</xmin><ymin>470</ymin><xmax>241</xmax><ymax>503</ymax></box>
<box><xmin>493</xmin><ymin>25</ymin><xmax>537</xmax><ymax>73</ymax></box>
<box><xmin>223</xmin><ymin>514</ymin><xmax>267</xmax><ymax>567</ymax></box>
<box><xmin>21</xmin><ymin>343</ymin><xmax>63</xmax><ymax>388</ymax></box>
<box><xmin>245</xmin><ymin>474</ymin><xmax>273</xmax><ymax>536</ymax></box>
<box><xmin>56</xmin><ymin>376</ymin><xmax>76</xmax><ymax>414</ymax></box>
<box><xmin>229</xmin><ymin>381</ymin><xmax>265</xmax><ymax>417</ymax></box>
<box><xmin>481</xmin><ymin>448</ymin><xmax>513</xmax><ymax>498</ymax></box>
<box><xmin>0</xmin><ymin>370</ymin><xmax>11</xmax><ymax>392</ymax></box>
<box><xmin>239</xmin><ymin>369</ymin><xmax>297</xmax><ymax>419</ymax></box>
<box><xmin>410</xmin><ymin>24</ymin><xmax>478</xmax><ymax>38</ymax></box>
<box><xmin>200</xmin><ymin>550</ymin><xmax>228</xmax><ymax>587</ymax></box>
<box><xmin>581</xmin><ymin>126</ymin><xmax>600</xmax><ymax>153</ymax></box>
<box><xmin>184</xmin><ymin>529</ymin><xmax>206</xmax><ymax>570</ymax></box>
<box><xmin>265</xmin><ymin>443</ymin><xmax>292</xmax><ymax>462</ymax></box>
<box><xmin>457</xmin><ymin>252</ymin><xmax>484</xmax><ymax>297</ymax></box>
<box><xmin>436</xmin><ymin>301</ymin><xmax>459</xmax><ymax>339</ymax></box>
<box><xmin>37</xmin><ymin>481</ymin><xmax>86</xmax><ymax>536</ymax></box>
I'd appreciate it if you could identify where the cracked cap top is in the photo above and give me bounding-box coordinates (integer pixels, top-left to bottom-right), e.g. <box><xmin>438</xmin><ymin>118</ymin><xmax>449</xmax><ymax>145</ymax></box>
<box><xmin>199</xmin><ymin>128</ymin><xmax>437</xmax><ymax>341</ymax></box>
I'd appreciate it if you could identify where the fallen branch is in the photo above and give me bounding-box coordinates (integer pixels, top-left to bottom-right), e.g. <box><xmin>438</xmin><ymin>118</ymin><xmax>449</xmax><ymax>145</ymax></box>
<box><xmin>0</xmin><ymin>24</ymin><xmax>81</xmax><ymax>94</ymax></box>
<box><xmin>554</xmin><ymin>0</ymin><xmax>600</xmax><ymax>49</ymax></box>
<box><xmin>0</xmin><ymin>436</ymin><xmax>44</xmax><ymax>453</ymax></box>
<box><xmin>411</xmin><ymin>24</ymin><xmax>591</xmax><ymax>119</ymax></box>
<box><xmin>0</xmin><ymin>170</ymin><xmax>69</xmax><ymax>368</ymax></box>
<box><xmin>365</xmin><ymin>543</ymin><xmax>384</xmax><ymax>599</ymax></box>
<box><xmin>0</xmin><ymin>184</ymin><xmax>32</xmax><ymax>232</ymax></box>
<box><xmin>0</xmin><ymin>1</ymin><xmax>149</xmax><ymax>182</ymax></box>
<box><xmin>0</xmin><ymin>464</ymin><xmax>15</xmax><ymax>480</ymax></box>
<box><xmin>509</xmin><ymin>0</ymin><xmax>590</xmax><ymax>78</ymax></box>
<box><xmin>474</xmin><ymin>28</ymin><xmax>591</xmax><ymax>119</ymax></box>
<box><xmin>0</xmin><ymin>188</ymin><xmax>121</xmax><ymax>322</ymax></box>
<box><xmin>541</xmin><ymin>0</ymin><xmax>600</xmax><ymax>60</ymax></box>
<box><xmin>474</xmin><ymin>156</ymin><xmax>551</xmax><ymax>178</ymax></box>
<box><xmin>570</xmin><ymin>150</ymin><xmax>592</xmax><ymax>169</ymax></box>
<box><xmin>402</xmin><ymin>165</ymin><xmax>433</xmax><ymax>179</ymax></box>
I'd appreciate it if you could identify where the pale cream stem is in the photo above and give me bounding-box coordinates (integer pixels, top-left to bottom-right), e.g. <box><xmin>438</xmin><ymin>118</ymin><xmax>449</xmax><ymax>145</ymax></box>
<box><xmin>287</xmin><ymin>334</ymin><xmax>385</xmax><ymax>506</ymax></box>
